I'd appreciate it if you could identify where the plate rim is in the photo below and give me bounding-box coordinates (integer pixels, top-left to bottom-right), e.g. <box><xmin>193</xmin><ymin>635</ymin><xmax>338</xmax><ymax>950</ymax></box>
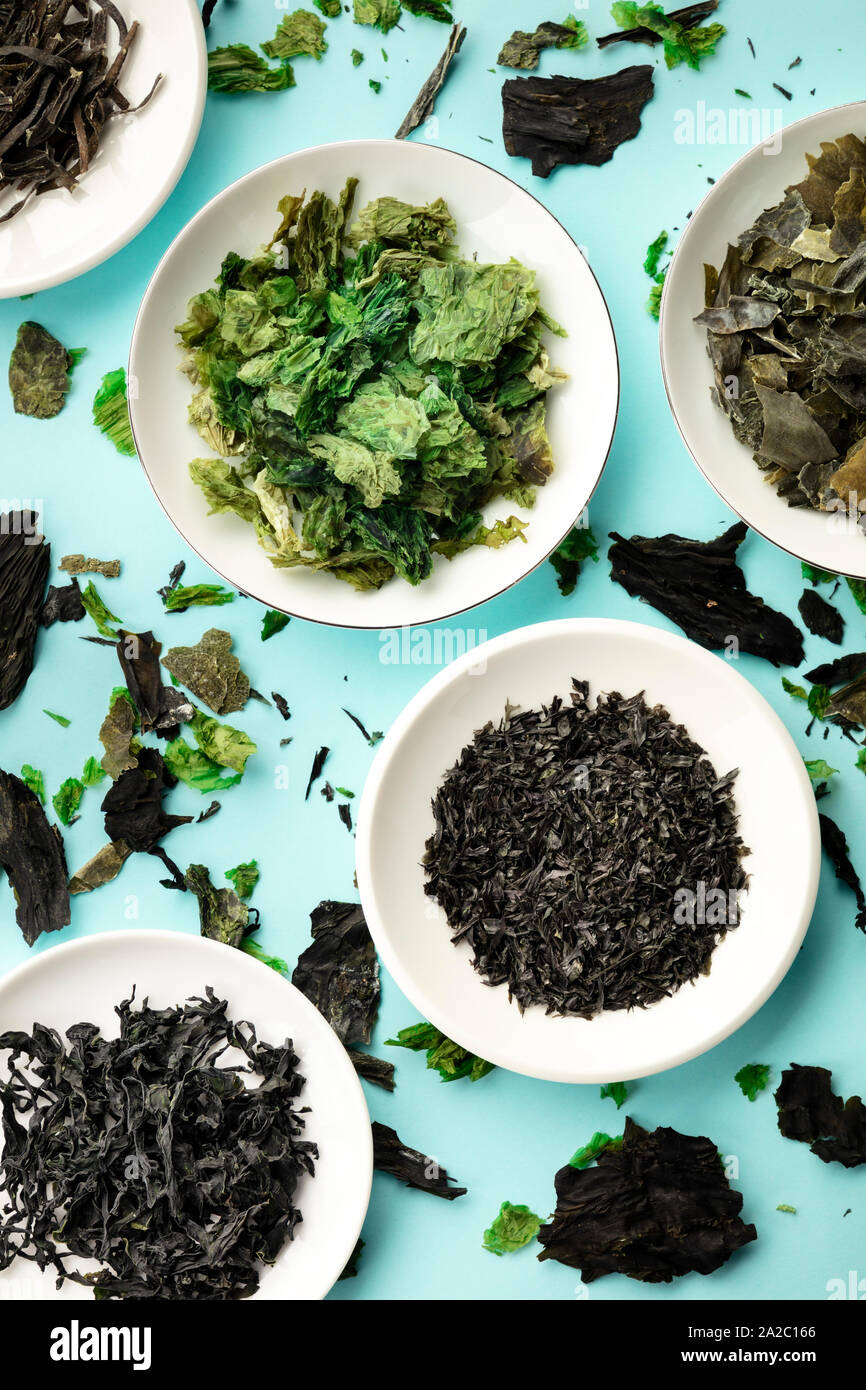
<box><xmin>128</xmin><ymin>136</ymin><xmax>620</xmax><ymax>630</ymax></box>
<box><xmin>355</xmin><ymin>615</ymin><xmax>821</xmax><ymax>1084</ymax></box>
<box><xmin>659</xmin><ymin>99</ymin><xmax>866</xmax><ymax>581</ymax></box>
<box><xmin>0</xmin><ymin>0</ymin><xmax>208</xmax><ymax>299</ymax></box>
<box><xmin>0</xmin><ymin>928</ymin><xmax>373</xmax><ymax>1301</ymax></box>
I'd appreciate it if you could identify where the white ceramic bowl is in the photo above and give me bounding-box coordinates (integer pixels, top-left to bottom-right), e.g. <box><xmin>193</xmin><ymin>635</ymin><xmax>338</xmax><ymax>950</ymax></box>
<box><xmin>0</xmin><ymin>0</ymin><xmax>206</xmax><ymax>298</ymax></box>
<box><xmin>661</xmin><ymin>102</ymin><xmax>866</xmax><ymax>580</ymax></box>
<box><xmin>129</xmin><ymin>138</ymin><xmax>619</xmax><ymax>629</ymax></box>
<box><xmin>0</xmin><ymin>931</ymin><xmax>372</xmax><ymax>1301</ymax></box>
<box><xmin>356</xmin><ymin>619</ymin><xmax>820</xmax><ymax>1084</ymax></box>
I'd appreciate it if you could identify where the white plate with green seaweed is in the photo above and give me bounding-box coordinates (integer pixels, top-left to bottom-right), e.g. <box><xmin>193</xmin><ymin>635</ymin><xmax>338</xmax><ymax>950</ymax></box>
<box><xmin>356</xmin><ymin>619</ymin><xmax>821</xmax><ymax>1085</ymax></box>
<box><xmin>129</xmin><ymin>138</ymin><xmax>618</xmax><ymax>628</ymax></box>
<box><xmin>0</xmin><ymin>0</ymin><xmax>206</xmax><ymax>299</ymax></box>
<box><xmin>661</xmin><ymin>102</ymin><xmax>866</xmax><ymax>580</ymax></box>
<box><xmin>0</xmin><ymin>931</ymin><xmax>372</xmax><ymax>1301</ymax></box>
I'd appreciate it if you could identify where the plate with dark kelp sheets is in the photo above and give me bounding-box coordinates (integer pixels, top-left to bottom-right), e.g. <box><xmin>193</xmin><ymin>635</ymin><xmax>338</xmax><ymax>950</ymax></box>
<box><xmin>356</xmin><ymin>619</ymin><xmax>820</xmax><ymax>1084</ymax></box>
<box><xmin>661</xmin><ymin>102</ymin><xmax>866</xmax><ymax>580</ymax></box>
<box><xmin>128</xmin><ymin>139</ymin><xmax>618</xmax><ymax>629</ymax></box>
<box><xmin>0</xmin><ymin>0</ymin><xmax>206</xmax><ymax>298</ymax></box>
<box><xmin>0</xmin><ymin>931</ymin><xmax>372</xmax><ymax>1300</ymax></box>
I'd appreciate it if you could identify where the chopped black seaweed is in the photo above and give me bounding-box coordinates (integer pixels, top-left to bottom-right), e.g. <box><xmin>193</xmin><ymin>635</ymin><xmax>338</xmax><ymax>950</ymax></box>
<box><xmin>339</xmin><ymin>802</ymin><xmax>353</xmax><ymax>832</ymax></box>
<box><xmin>150</xmin><ymin>845</ymin><xmax>187</xmax><ymax>892</ymax></box>
<box><xmin>818</xmin><ymin>813</ymin><xmax>866</xmax><ymax>931</ymax></box>
<box><xmin>501</xmin><ymin>65</ymin><xmax>655</xmax><ymax>178</ymax></box>
<box><xmin>272</xmin><ymin>691</ymin><xmax>291</xmax><ymax>720</ymax></box>
<box><xmin>305</xmin><ymin>745</ymin><xmax>330</xmax><ymax>800</ymax></box>
<box><xmin>798</xmin><ymin>589</ymin><xmax>844</xmax><ymax>644</ymax></box>
<box><xmin>372</xmin><ymin>1121</ymin><xmax>466</xmax><ymax>1199</ymax></box>
<box><xmin>0</xmin><ymin>769</ymin><xmax>70</xmax><ymax>946</ymax></box>
<box><xmin>40</xmin><ymin>578</ymin><xmax>84</xmax><ymax>628</ymax></box>
<box><xmin>60</xmin><ymin>554</ymin><xmax>121</xmax><ymax>578</ymax></box>
<box><xmin>537</xmin><ymin>1117</ymin><xmax>756</xmax><ymax>1282</ymax></box>
<box><xmin>101</xmin><ymin>748</ymin><xmax>192</xmax><ymax>852</ymax></box>
<box><xmin>609</xmin><ymin>523</ymin><xmax>804</xmax><ymax>666</ymax></box>
<box><xmin>347</xmin><ymin>1049</ymin><xmax>396</xmax><ymax>1091</ymax></box>
<box><xmin>185</xmin><ymin>863</ymin><xmax>250</xmax><ymax>947</ymax></box>
<box><xmin>776</xmin><ymin>1064</ymin><xmax>866</xmax><ymax>1167</ymax></box>
<box><xmin>8</xmin><ymin>322</ymin><xmax>76</xmax><ymax>418</ymax></box>
<box><xmin>805</xmin><ymin>652</ymin><xmax>866</xmax><ymax>685</ymax></box>
<box><xmin>395</xmin><ymin>23</ymin><xmax>466</xmax><ymax>140</ymax></box>
<box><xmin>291</xmin><ymin>900</ymin><xmax>379</xmax><ymax>1045</ymax></box>
<box><xmin>0</xmin><ymin>512</ymin><xmax>50</xmax><ymax>710</ymax></box>
<box><xmin>162</xmin><ymin>628</ymin><xmax>249</xmax><ymax>716</ymax></box>
<box><xmin>198</xmin><ymin>800</ymin><xmax>222</xmax><ymax>823</ymax></box>
<box><xmin>596</xmin><ymin>2</ymin><xmax>719</xmax><ymax>48</ymax></box>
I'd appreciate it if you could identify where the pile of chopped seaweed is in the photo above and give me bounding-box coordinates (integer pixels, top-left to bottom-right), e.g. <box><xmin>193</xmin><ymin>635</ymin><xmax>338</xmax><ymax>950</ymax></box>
<box><xmin>178</xmin><ymin>181</ymin><xmax>566</xmax><ymax>589</ymax></box>
<box><xmin>537</xmin><ymin>1118</ymin><xmax>756</xmax><ymax>1282</ymax></box>
<box><xmin>424</xmin><ymin>681</ymin><xmax>748</xmax><ymax>1018</ymax></box>
<box><xmin>0</xmin><ymin>989</ymin><xmax>316</xmax><ymax>1299</ymax></box>
<box><xmin>696</xmin><ymin>134</ymin><xmax>866</xmax><ymax>527</ymax></box>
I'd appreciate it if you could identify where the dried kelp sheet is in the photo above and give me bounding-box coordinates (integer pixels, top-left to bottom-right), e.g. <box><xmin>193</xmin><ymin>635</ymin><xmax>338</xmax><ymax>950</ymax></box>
<box><xmin>40</xmin><ymin>578</ymin><xmax>84</xmax><ymax>627</ymax></box>
<box><xmin>805</xmin><ymin>651</ymin><xmax>866</xmax><ymax>685</ymax></box>
<box><xmin>0</xmin><ymin>770</ymin><xmax>70</xmax><ymax>946</ymax></box>
<box><xmin>117</xmin><ymin>629</ymin><xmax>192</xmax><ymax>738</ymax></box>
<box><xmin>185</xmin><ymin>863</ymin><xmax>249</xmax><ymax>948</ymax></box>
<box><xmin>372</xmin><ymin>1121</ymin><xmax>466</xmax><ymax>1199</ymax></box>
<box><xmin>68</xmin><ymin>840</ymin><xmax>132</xmax><ymax>896</ymax></box>
<box><xmin>9</xmin><ymin>323</ymin><xmax>74</xmax><ymax>418</ymax></box>
<box><xmin>798</xmin><ymin>589</ymin><xmax>843</xmax><ymax>644</ymax></box>
<box><xmin>537</xmin><ymin>1118</ymin><xmax>756</xmax><ymax>1281</ymax></box>
<box><xmin>292</xmin><ymin>901</ymin><xmax>380</xmax><ymax>1045</ymax></box>
<box><xmin>0</xmin><ymin>512</ymin><xmax>50</xmax><ymax>710</ymax></box>
<box><xmin>395</xmin><ymin>24</ymin><xmax>465</xmax><ymax>139</ymax></box>
<box><xmin>776</xmin><ymin>1064</ymin><xmax>866</xmax><ymax>1167</ymax></box>
<box><xmin>818</xmin><ymin>813</ymin><xmax>866</xmax><ymax>931</ymax></box>
<box><xmin>162</xmin><ymin>628</ymin><xmax>249</xmax><ymax>715</ymax></box>
<box><xmin>101</xmin><ymin>748</ymin><xmax>192</xmax><ymax>852</ymax></box>
<box><xmin>596</xmin><ymin>2</ymin><xmax>719</xmax><ymax>48</ymax></box>
<box><xmin>609</xmin><ymin>522</ymin><xmax>804</xmax><ymax>666</ymax></box>
<box><xmin>502</xmin><ymin>65</ymin><xmax>655</xmax><ymax>178</ymax></box>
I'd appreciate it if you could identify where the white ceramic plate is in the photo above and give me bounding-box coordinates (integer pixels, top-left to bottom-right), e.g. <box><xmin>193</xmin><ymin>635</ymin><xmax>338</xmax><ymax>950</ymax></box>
<box><xmin>129</xmin><ymin>139</ymin><xmax>619</xmax><ymax>629</ymax></box>
<box><xmin>0</xmin><ymin>931</ymin><xmax>372</xmax><ymax>1301</ymax></box>
<box><xmin>356</xmin><ymin>619</ymin><xmax>820</xmax><ymax>1084</ymax></box>
<box><xmin>661</xmin><ymin>102</ymin><xmax>866</xmax><ymax>580</ymax></box>
<box><xmin>0</xmin><ymin>0</ymin><xmax>206</xmax><ymax>298</ymax></box>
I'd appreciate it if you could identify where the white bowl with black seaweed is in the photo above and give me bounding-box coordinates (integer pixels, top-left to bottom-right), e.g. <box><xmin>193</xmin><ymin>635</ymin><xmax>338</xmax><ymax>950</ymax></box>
<box><xmin>0</xmin><ymin>931</ymin><xmax>372</xmax><ymax>1301</ymax></box>
<box><xmin>128</xmin><ymin>138</ymin><xmax>619</xmax><ymax>628</ymax></box>
<box><xmin>661</xmin><ymin>103</ymin><xmax>866</xmax><ymax>580</ymax></box>
<box><xmin>356</xmin><ymin>619</ymin><xmax>820</xmax><ymax>1084</ymax></box>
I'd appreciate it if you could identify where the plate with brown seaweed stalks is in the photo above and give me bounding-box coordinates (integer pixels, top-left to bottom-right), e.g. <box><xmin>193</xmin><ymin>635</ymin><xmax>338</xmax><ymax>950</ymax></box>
<box><xmin>0</xmin><ymin>931</ymin><xmax>372</xmax><ymax>1300</ymax></box>
<box><xmin>661</xmin><ymin>102</ymin><xmax>866</xmax><ymax>580</ymax></box>
<box><xmin>0</xmin><ymin>0</ymin><xmax>206</xmax><ymax>298</ymax></box>
<box><xmin>128</xmin><ymin>139</ymin><xmax>619</xmax><ymax>629</ymax></box>
<box><xmin>356</xmin><ymin>619</ymin><xmax>820</xmax><ymax>1083</ymax></box>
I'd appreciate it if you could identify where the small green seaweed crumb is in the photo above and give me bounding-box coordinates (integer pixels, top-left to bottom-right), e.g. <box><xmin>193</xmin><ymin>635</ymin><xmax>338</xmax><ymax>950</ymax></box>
<box><xmin>369</xmin><ymin>78</ymin><xmax>382</xmax><ymax>92</ymax></box>
<box><xmin>569</xmin><ymin>1131</ymin><xmax>622</xmax><ymax>1169</ymax></box>
<box><xmin>352</xmin><ymin>49</ymin><xmax>364</xmax><ymax>65</ymax></box>
<box><xmin>734</xmin><ymin>88</ymin><xmax>752</xmax><ymax>98</ymax></box>
<box><xmin>735</xmin><ymin>1062</ymin><xmax>771</xmax><ymax>1101</ymax></box>
<box><xmin>43</xmin><ymin>709</ymin><xmax>71</xmax><ymax>727</ymax></box>
<box><xmin>482</xmin><ymin>1201</ymin><xmax>541</xmax><ymax>1256</ymax></box>
<box><xmin>600</xmin><ymin>1081</ymin><xmax>629</xmax><ymax>1109</ymax></box>
<box><xmin>776</xmin><ymin>1204</ymin><xmax>797</xmax><ymax>1214</ymax></box>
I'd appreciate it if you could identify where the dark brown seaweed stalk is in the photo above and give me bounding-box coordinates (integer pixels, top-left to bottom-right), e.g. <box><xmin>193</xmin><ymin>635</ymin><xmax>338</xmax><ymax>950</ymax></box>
<box><xmin>596</xmin><ymin>2</ymin><xmax>718</xmax><ymax>48</ymax></box>
<box><xmin>501</xmin><ymin>65</ymin><xmax>655</xmax><ymax>178</ymax></box>
<box><xmin>0</xmin><ymin>511</ymin><xmax>50</xmax><ymax>710</ymax></box>
<box><xmin>0</xmin><ymin>769</ymin><xmax>71</xmax><ymax>945</ymax></box>
<box><xmin>395</xmin><ymin>23</ymin><xmax>466</xmax><ymax>141</ymax></box>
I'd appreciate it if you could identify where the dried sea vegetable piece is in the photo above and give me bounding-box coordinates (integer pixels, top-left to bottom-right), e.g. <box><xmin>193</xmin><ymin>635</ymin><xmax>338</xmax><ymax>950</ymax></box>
<box><xmin>19</xmin><ymin>765</ymin><xmax>45</xmax><ymax>804</ymax></box>
<box><xmin>162</xmin><ymin>628</ymin><xmax>250</xmax><ymax>715</ymax></box>
<box><xmin>117</xmin><ymin>630</ymin><xmax>164</xmax><ymax>733</ymax></box>
<box><xmin>775</xmin><ymin>1065</ymin><xmax>866</xmax><ymax>1167</ymax></box>
<box><xmin>501</xmin><ymin>65</ymin><xmax>655</xmax><ymax>178</ymax></box>
<box><xmin>798</xmin><ymin>589</ymin><xmax>844</xmax><ymax>644</ymax></box>
<box><xmin>59</xmin><ymin>555</ymin><xmax>121</xmax><ymax>578</ymax></box>
<box><xmin>225</xmin><ymin>860</ymin><xmax>259</xmax><ymax>899</ymax></box>
<box><xmin>163</xmin><ymin>584</ymin><xmax>234</xmax><ymax>613</ymax></box>
<box><xmin>0</xmin><ymin>513</ymin><xmax>50</xmax><ymax>711</ymax></box>
<box><xmin>0</xmin><ymin>990</ymin><xmax>316</xmax><ymax>1299</ymax></box>
<box><xmin>81</xmin><ymin>581</ymin><xmax>121</xmax><ymax>639</ymax></box>
<box><xmin>386</xmin><ymin>1022</ymin><xmax>494</xmax><ymax>1083</ymax></box>
<box><xmin>354</xmin><ymin>0</ymin><xmax>401</xmax><ymax>33</ymax></box>
<box><xmin>315</xmin><ymin>0</ymin><xmax>343</xmax><ymax>14</ymax></box>
<box><xmin>538</xmin><ymin>1117</ymin><xmax>756</xmax><ymax>1282</ymax></box>
<box><xmin>597</xmin><ymin>1</ymin><xmax>719</xmax><ymax>48</ymax></box>
<box><xmin>0</xmin><ymin>770</ymin><xmax>70</xmax><ymax>946</ymax></box>
<box><xmin>262</xmin><ymin>609</ymin><xmax>291</xmax><ymax>640</ymax></box>
<box><xmin>600</xmin><ymin>1081</ymin><xmax>629</xmax><ymax>1109</ymax></box>
<box><xmin>569</xmin><ymin>1131</ymin><xmax>622</xmax><ymax>1168</ymax></box>
<box><xmin>402</xmin><ymin>0</ymin><xmax>453</xmax><ymax>20</ymax></box>
<box><xmin>40</xmin><ymin>578</ymin><xmax>84</xmax><ymax>627</ymax></box>
<box><xmin>608</xmin><ymin>2</ymin><xmax>726</xmax><ymax>70</ymax></box>
<box><xmin>305</xmin><ymin>745</ymin><xmax>330</xmax><ymax>799</ymax></box>
<box><xmin>185</xmin><ymin>864</ymin><xmax>250</xmax><ymax>948</ymax></box>
<box><xmin>207</xmin><ymin>45</ymin><xmax>295</xmax><ymax>93</ymax></box>
<box><xmin>372</xmin><ymin>1122</ymin><xmax>467</xmax><ymax>1199</ymax></box>
<box><xmin>52</xmin><ymin>778</ymin><xmax>84</xmax><ymax>827</ymax></box>
<box><xmin>498</xmin><ymin>18</ymin><xmax>588</xmax><ymax>71</ymax></box>
<box><xmin>818</xmin><ymin>813</ymin><xmax>866</xmax><ymax>931</ymax></box>
<box><xmin>101</xmin><ymin>748</ymin><xmax>192</xmax><ymax>852</ymax></box>
<box><xmin>735</xmin><ymin>1063</ymin><xmax>771</xmax><ymax>1101</ymax></box>
<box><xmin>292</xmin><ymin>900</ymin><xmax>380</xmax><ymax>1045</ymax></box>
<box><xmin>92</xmin><ymin>370</ymin><xmax>136</xmax><ymax>456</ymax></box>
<box><xmin>483</xmin><ymin>1202</ymin><xmax>541</xmax><ymax>1256</ymax></box>
<box><xmin>609</xmin><ymin>523</ymin><xmax>804</xmax><ymax>666</ymax></box>
<box><xmin>549</xmin><ymin>523</ymin><xmax>599</xmax><ymax>595</ymax></box>
<box><xmin>68</xmin><ymin>840</ymin><xmax>132</xmax><ymax>895</ymax></box>
<box><xmin>8</xmin><ymin>323</ymin><xmax>76</xmax><ymax>419</ymax></box>
<box><xmin>395</xmin><ymin>23</ymin><xmax>466</xmax><ymax>140</ymax></box>
<box><xmin>346</xmin><ymin>1050</ymin><xmax>396</xmax><ymax>1091</ymax></box>
<box><xmin>163</xmin><ymin>739</ymin><xmax>242</xmax><ymax>794</ymax></box>
<box><xmin>99</xmin><ymin>687</ymin><xmax>139</xmax><ymax>780</ymax></box>
<box><xmin>262</xmin><ymin>10</ymin><xmax>328</xmax><ymax>60</ymax></box>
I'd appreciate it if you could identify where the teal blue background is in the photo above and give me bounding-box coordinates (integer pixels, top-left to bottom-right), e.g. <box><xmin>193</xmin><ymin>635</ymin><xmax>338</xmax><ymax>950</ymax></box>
<box><xmin>1</xmin><ymin>0</ymin><xmax>865</xmax><ymax>1302</ymax></box>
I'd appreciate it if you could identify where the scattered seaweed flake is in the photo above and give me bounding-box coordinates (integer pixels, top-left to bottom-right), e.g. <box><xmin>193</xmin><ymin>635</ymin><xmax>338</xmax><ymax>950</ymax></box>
<box><xmin>43</xmin><ymin>708</ymin><xmax>70</xmax><ymax>727</ymax></box>
<box><xmin>773</xmin><ymin>83</ymin><xmax>792</xmax><ymax>101</ymax></box>
<box><xmin>163</xmin><ymin>584</ymin><xmax>234</xmax><ymax>614</ymax></box>
<box><xmin>818</xmin><ymin>813</ymin><xmax>866</xmax><ymax>931</ymax></box>
<box><xmin>149</xmin><ymin>844</ymin><xmax>186</xmax><ymax>892</ymax></box>
<box><xmin>596</xmin><ymin>2</ymin><xmax>720</xmax><ymax>50</ymax></box>
<box><xmin>798</xmin><ymin>589</ymin><xmax>844</xmax><ymax>644</ymax></box>
<box><xmin>0</xmin><ymin>512</ymin><xmax>50</xmax><ymax>710</ymax></box>
<box><xmin>68</xmin><ymin>840</ymin><xmax>132</xmax><ymax>895</ymax></box>
<box><xmin>225</xmin><ymin>860</ymin><xmax>259</xmax><ymax>899</ymax></box>
<box><xmin>537</xmin><ymin>1117</ymin><xmax>757</xmax><ymax>1282</ymax></box>
<box><xmin>117</xmin><ymin>630</ymin><xmax>165</xmax><ymax>734</ymax></box>
<box><xmin>19</xmin><ymin>764</ymin><xmax>46</xmax><ymax>804</ymax></box>
<box><xmin>101</xmin><ymin>748</ymin><xmax>193</xmax><ymax>852</ymax></box>
<box><xmin>198</xmin><ymin>800</ymin><xmax>222</xmax><ymax>823</ymax></box>
<box><xmin>805</xmin><ymin>652</ymin><xmax>866</xmax><ymax>686</ymax></box>
<box><xmin>501</xmin><ymin>65</ymin><xmax>655</xmax><ymax>178</ymax></box>
<box><xmin>304</xmin><ymin>745</ymin><xmax>330</xmax><ymax>800</ymax></box>
<box><xmin>372</xmin><ymin>1121</ymin><xmax>466</xmax><ymax>1199</ymax></box>
<box><xmin>291</xmin><ymin>900</ymin><xmax>379</xmax><ymax>1045</ymax></box>
<box><xmin>497</xmin><ymin>18</ymin><xmax>588</xmax><ymax>71</ymax></box>
<box><xmin>162</xmin><ymin>629</ymin><xmax>250</xmax><ymax>716</ymax></box>
<box><xmin>776</xmin><ymin>1064</ymin><xmax>866</xmax><ymax>1167</ymax></box>
<box><xmin>483</xmin><ymin>1202</ymin><xmax>541</xmax><ymax>1256</ymax></box>
<box><xmin>609</xmin><ymin>523</ymin><xmax>805</xmax><ymax>666</ymax></box>
<box><xmin>569</xmin><ymin>1131</ymin><xmax>622</xmax><ymax>1169</ymax></box>
<box><xmin>59</xmin><ymin>554</ymin><xmax>121</xmax><ymax>578</ymax></box>
<box><xmin>346</xmin><ymin>1049</ymin><xmax>396</xmax><ymax>1091</ymax></box>
<box><xmin>735</xmin><ymin>1063</ymin><xmax>771</xmax><ymax>1101</ymax></box>
<box><xmin>549</xmin><ymin>524</ymin><xmax>599</xmax><ymax>596</ymax></box>
<box><xmin>92</xmin><ymin>369</ymin><xmax>136</xmax><ymax>456</ymax></box>
<box><xmin>600</xmin><ymin>1081</ymin><xmax>629</xmax><ymax>1109</ymax></box>
<box><xmin>185</xmin><ymin>864</ymin><xmax>249</xmax><ymax>947</ymax></box>
<box><xmin>0</xmin><ymin>769</ymin><xmax>71</xmax><ymax>945</ymax></box>
<box><xmin>157</xmin><ymin>560</ymin><xmax>186</xmax><ymax>601</ymax></box>
<box><xmin>80</xmin><ymin>580</ymin><xmax>121</xmax><ymax>639</ymax></box>
<box><xmin>262</xmin><ymin>609</ymin><xmax>291</xmax><ymax>641</ymax></box>
<box><xmin>40</xmin><ymin>578</ymin><xmax>84</xmax><ymax>628</ymax></box>
<box><xmin>424</xmin><ymin>681</ymin><xmax>748</xmax><ymax>1018</ymax></box>
<box><xmin>395</xmin><ymin>22</ymin><xmax>466</xmax><ymax>139</ymax></box>
<box><xmin>338</xmin><ymin>802</ymin><xmax>353</xmax><ymax>832</ymax></box>
<box><xmin>0</xmin><ymin>989</ymin><xmax>316</xmax><ymax>1298</ymax></box>
<box><xmin>272</xmin><ymin>691</ymin><xmax>291</xmax><ymax>721</ymax></box>
<box><xmin>8</xmin><ymin>323</ymin><xmax>75</xmax><ymax>418</ymax></box>
<box><xmin>52</xmin><ymin>777</ymin><xmax>84</xmax><ymax>827</ymax></box>
<box><xmin>320</xmin><ymin>782</ymin><xmax>335</xmax><ymax>803</ymax></box>
<box><xmin>337</xmin><ymin>1238</ymin><xmax>365</xmax><ymax>1282</ymax></box>
<box><xmin>386</xmin><ymin>1021</ymin><xmax>494</xmax><ymax>1083</ymax></box>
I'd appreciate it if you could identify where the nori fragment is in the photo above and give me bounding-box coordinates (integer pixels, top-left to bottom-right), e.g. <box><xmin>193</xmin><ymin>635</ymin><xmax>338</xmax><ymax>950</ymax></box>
<box><xmin>372</xmin><ymin>1121</ymin><xmax>467</xmax><ymax>1199</ymax></box>
<box><xmin>0</xmin><ymin>513</ymin><xmax>50</xmax><ymax>711</ymax></box>
<box><xmin>291</xmin><ymin>900</ymin><xmax>380</xmax><ymax>1045</ymax></box>
<box><xmin>798</xmin><ymin>589</ymin><xmax>844</xmax><ymax>644</ymax></box>
<box><xmin>40</xmin><ymin>578</ymin><xmax>84</xmax><ymax>627</ymax></box>
<box><xmin>537</xmin><ymin>1116</ymin><xmax>756</xmax><ymax>1281</ymax></box>
<box><xmin>775</xmin><ymin>1064</ymin><xmax>866</xmax><ymax>1167</ymax></box>
<box><xmin>501</xmin><ymin>65</ymin><xmax>655</xmax><ymax>178</ymax></box>
<box><xmin>0</xmin><ymin>769</ymin><xmax>71</xmax><ymax>946</ymax></box>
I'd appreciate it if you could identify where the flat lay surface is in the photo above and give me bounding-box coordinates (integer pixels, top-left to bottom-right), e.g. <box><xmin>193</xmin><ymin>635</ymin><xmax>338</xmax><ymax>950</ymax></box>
<box><xmin>1</xmin><ymin>0</ymin><xmax>865</xmax><ymax>1302</ymax></box>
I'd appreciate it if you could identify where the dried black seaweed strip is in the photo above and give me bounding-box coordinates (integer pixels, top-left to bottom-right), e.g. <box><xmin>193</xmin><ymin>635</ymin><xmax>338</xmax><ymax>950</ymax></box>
<box><xmin>291</xmin><ymin>901</ymin><xmax>379</xmax><ymax>1045</ymax></box>
<box><xmin>776</xmin><ymin>1064</ymin><xmax>866</xmax><ymax>1168</ymax></box>
<box><xmin>0</xmin><ymin>769</ymin><xmax>70</xmax><ymax>946</ymax></box>
<box><xmin>395</xmin><ymin>23</ymin><xmax>466</xmax><ymax>140</ymax></box>
<box><xmin>798</xmin><ymin>589</ymin><xmax>844</xmax><ymax>644</ymax></box>
<box><xmin>347</xmin><ymin>1049</ymin><xmax>396</xmax><ymax>1091</ymax></box>
<box><xmin>304</xmin><ymin>745</ymin><xmax>329</xmax><ymax>800</ymax></box>
<box><xmin>0</xmin><ymin>512</ymin><xmax>50</xmax><ymax>710</ymax></box>
<box><xmin>501</xmin><ymin>65</ymin><xmax>655</xmax><ymax>178</ymax></box>
<box><xmin>372</xmin><ymin>1121</ymin><xmax>466</xmax><ymax>1199</ymax></box>
<box><xmin>805</xmin><ymin>652</ymin><xmax>866</xmax><ymax>685</ymax></box>
<box><xmin>537</xmin><ymin>1117</ymin><xmax>756</xmax><ymax>1282</ymax></box>
<box><xmin>818</xmin><ymin>813</ymin><xmax>866</xmax><ymax>931</ymax></box>
<box><xmin>609</xmin><ymin>523</ymin><xmax>804</xmax><ymax>667</ymax></box>
<box><xmin>101</xmin><ymin>748</ymin><xmax>192</xmax><ymax>852</ymax></box>
<box><xmin>596</xmin><ymin>2</ymin><xmax>718</xmax><ymax>48</ymax></box>
<box><xmin>425</xmin><ymin>682</ymin><xmax>748</xmax><ymax>1018</ymax></box>
<box><xmin>40</xmin><ymin>577</ymin><xmax>84</xmax><ymax>627</ymax></box>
